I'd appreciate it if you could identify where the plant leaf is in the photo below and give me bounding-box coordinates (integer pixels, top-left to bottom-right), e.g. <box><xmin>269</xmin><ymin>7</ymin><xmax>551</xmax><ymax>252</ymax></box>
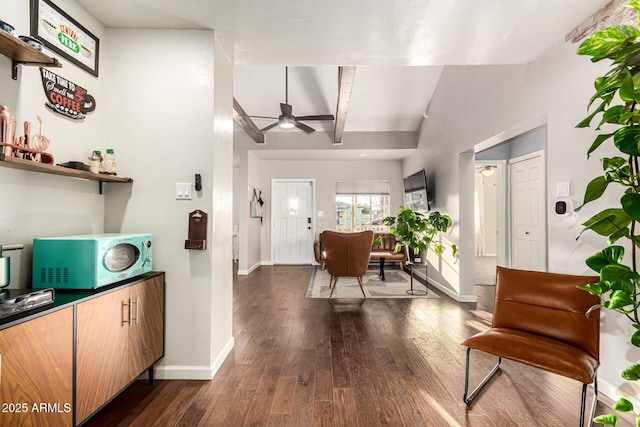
<box><xmin>577</xmin><ymin>283</ymin><xmax>603</xmax><ymax>295</ymax></box>
<box><xmin>580</xmin><ymin>208</ymin><xmax>632</xmax><ymax>238</ymax></box>
<box><xmin>587</xmin><ymin>133</ymin><xmax>615</xmax><ymax>158</ymax></box>
<box><xmin>600</xmin><ymin>263</ymin><xmax>640</xmax><ymax>282</ymax></box>
<box><xmin>598</xmin><ymin>105</ymin><xmax>625</xmax><ymax>128</ymax></box>
<box><xmin>613</xmin><ymin>397</ymin><xmax>634</xmax><ymax>412</ymax></box>
<box><xmin>620</xmin><ymin>70</ymin><xmax>636</xmax><ymax>102</ymax></box>
<box><xmin>578</xmin><ymin>101</ymin><xmax>607</xmax><ymax>128</ymax></box>
<box><xmin>585</xmin><ymin>246</ymin><xmax>625</xmax><ymax>272</ymax></box>
<box><xmin>632</xmin><ymin>330</ymin><xmax>640</xmax><ymax>348</ymax></box>
<box><xmin>622</xmin><ymin>193</ymin><xmax>640</xmax><ymax>221</ymax></box>
<box><xmin>593</xmin><ymin>413</ymin><xmax>619</xmax><ymax>425</ymax></box>
<box><xmin>577</xmin><ymin>25</ymin><xmax>640</xmax><ymax>61</ymax></box>
<box><xmin>589</xmin><ymin>72</ymin><xmax>624</xmax><ymax>109</ymax></box>
<box><xmin>579</xmin><ymin>176</ymin><xmax>611</xmax><ymax>209</ymax></box>
<box><xmin>609</xmin><ymin>227</ymin><xmax>631</xmax><ymax>244</ymax></box>
<box><xmin>604</xmin><ymin>289</ymin><xmax>635</xmax><ymax>309</ymax></box>
<box><xmin>614</xmin><ymin>125</ymin><xmax>640</xmax><ymax>155</ymax></box>
<box><xmin>621</xmin><ymin>364</ymin><xmax>640</xmax><ymax>381</ymax></box>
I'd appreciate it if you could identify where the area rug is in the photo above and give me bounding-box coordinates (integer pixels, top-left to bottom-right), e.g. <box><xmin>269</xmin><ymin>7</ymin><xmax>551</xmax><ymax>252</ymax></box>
<box><xmin>306</xmin><ymin>266</ymin><xmax>441</xmax><ymax>299</ymax></box>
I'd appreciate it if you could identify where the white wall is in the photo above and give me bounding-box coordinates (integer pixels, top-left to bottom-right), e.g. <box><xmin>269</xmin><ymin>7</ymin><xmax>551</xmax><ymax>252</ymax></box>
<box><xmin>0</xmin><ymin>0</ymin><xmax>107</xmax><ymax>288</ymax></box>
<box><xmin>405</xmin><ymin>40</ymin><xmax>640</xmax><ymax>407</ymax></box>
<box><xmin>103</xmin><ymin>28</ymin><xmax>233</xmax><ymax>379</ymax></box>
<box><xmin>251</xmin><ymin>158</ymin><xmax>404</xmax><ymax>265</ymax></box>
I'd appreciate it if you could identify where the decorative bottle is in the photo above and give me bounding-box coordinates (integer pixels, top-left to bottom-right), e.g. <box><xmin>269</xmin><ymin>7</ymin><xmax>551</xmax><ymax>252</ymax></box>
<box><xmin>104</xmin><ymin>148</ymin><xmax>117</xmax><ymax>175</ymax></box>
<box><xmin>89</xmin><ymin>150</ymin><xmax>100</xmax><ymax>174</ymax></box>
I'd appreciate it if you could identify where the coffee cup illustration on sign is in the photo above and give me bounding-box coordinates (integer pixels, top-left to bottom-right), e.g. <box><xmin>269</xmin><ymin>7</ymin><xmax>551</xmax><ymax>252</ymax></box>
<box><xmin>39</xmin><ymin>68</ymin><xmax>96</xmax><ymax>120</ymax></box>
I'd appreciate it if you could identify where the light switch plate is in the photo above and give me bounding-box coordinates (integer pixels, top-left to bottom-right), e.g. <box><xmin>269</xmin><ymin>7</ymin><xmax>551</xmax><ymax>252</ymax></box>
<box><xmin>176</xmin><ymin>183</ymin><xmax>192</xmax><ymax>200</ymax></box>
<box><xmin>555</xmin><ymin>181</ymin><xmax>570</xmax><ymax>198</ymax></box>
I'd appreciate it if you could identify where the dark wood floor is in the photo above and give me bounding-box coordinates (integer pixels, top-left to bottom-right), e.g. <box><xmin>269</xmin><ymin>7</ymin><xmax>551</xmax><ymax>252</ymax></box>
<box><xmin>85</xmin><ymin>265</ymin><xmax>630</xmax><ymax>427</ymax></box>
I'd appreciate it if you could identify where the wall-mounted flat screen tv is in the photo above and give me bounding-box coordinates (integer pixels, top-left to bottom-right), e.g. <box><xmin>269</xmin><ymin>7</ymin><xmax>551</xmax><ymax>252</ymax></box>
<box><xmin>403</xmin><ymin>169</ymin><xmax>430</xmax><ymax>212</ymax></box>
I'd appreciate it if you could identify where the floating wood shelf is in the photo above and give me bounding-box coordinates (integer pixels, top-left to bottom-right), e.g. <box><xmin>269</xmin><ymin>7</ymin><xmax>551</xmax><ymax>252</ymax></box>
<box><xmin>0</xmin><ymin>29</ymin><xmax>61</xmax><ymax>80</ymax></box>
<box><xmin>0</xmin><ymin>154</ymin><xmax>132</xmax><ymax>193</ymax></box>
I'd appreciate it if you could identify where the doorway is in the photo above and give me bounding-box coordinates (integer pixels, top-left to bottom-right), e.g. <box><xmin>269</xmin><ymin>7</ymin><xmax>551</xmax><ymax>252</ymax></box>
<box><xmin>271</xmin><ymin>180</ymin><xmax>315</xmax><ymax>264</ymax></box>
<box><xmin>474</xmin><ymin>161</ymin><xmax>505</xmax><ymax>285</ymax></box>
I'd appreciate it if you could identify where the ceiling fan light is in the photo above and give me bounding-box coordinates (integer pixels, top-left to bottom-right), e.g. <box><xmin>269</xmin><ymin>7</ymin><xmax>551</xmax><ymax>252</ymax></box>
<box><xmin>279</xmin><ymin>115</ymin><xmax>295</xmax><ymax>129</ymax></box>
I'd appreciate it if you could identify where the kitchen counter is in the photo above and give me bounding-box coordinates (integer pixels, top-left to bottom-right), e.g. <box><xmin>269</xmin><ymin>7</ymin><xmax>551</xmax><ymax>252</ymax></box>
<box><xmin>0</xmin><ymin>271</ymin><xmax>164</xmax><ymax>329</ymax></box>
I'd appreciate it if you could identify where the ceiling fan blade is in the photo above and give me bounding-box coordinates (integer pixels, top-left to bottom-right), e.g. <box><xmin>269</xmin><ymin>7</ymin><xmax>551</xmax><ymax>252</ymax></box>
<box><xmin>280</xmin><ymin>103</ymin><xmax>292</xmax><ymax>117</ymax></box>
<box><xmin>241</xmin><ymin>115</ymin><xmax>278</xmax><ymax>120</ymax></box>
<box><xmin>260</xmin><ymin>122</ymin><xmax>279</xmax><ymax>132</ymax></box>
<box><xmin>294</xmin><ymin>115</ymin><xmax>335</xmax><ymax>121</ymax></box>
<box><xmin>294</xmin><ymin>121</ymin><xmax>315</xmax><ymax>133</ymax></box>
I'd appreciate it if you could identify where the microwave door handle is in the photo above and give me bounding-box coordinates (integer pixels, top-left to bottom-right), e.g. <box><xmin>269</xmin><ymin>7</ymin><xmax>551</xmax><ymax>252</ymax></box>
<box><xmin>141</xmin><ymin>240</ymin><xmax>151</xmax><ymax>268</ymax></box>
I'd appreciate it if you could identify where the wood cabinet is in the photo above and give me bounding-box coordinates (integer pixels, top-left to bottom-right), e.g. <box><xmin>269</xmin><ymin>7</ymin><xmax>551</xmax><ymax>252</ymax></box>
<box><xmin>0</xmin><ymin>307</ymin><xmax>73</xmax><ymax>427</ymax></box>
<box><xmin>75</xmin><ymin>275</ymin><xmax>164</xmax><ymax>424</ymax></box>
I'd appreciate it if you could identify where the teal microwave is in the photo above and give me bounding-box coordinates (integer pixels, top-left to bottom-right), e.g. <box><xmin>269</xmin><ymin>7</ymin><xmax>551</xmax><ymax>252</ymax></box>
<box><xmin>32</xmin><ymin>233</ymin><xmax>152</xmax><ymax>289</ymax></box>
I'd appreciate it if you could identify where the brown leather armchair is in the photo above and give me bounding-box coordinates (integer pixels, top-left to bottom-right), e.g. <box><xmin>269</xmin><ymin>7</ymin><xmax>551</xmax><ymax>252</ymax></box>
<box><xmin>462</xmin><ymin>267</ymin><xmax>600</xmax><ymax>426</ymax></box>
<box><xmin>321</xmin><ymin>230</ymin><xmax>374</xmax><ymax>298</ymax></box>
<box><xmin>370</xmin><ymin>232</ymin><xmax>409</xmax><ymax>270</ymax></box>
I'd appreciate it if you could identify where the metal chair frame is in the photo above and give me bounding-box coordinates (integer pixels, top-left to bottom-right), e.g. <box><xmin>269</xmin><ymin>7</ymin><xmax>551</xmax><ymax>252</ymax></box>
<box><xmin>463</xmin><ymin>347</ymin><xmax>598</xmax><ymax>427</ymax></box>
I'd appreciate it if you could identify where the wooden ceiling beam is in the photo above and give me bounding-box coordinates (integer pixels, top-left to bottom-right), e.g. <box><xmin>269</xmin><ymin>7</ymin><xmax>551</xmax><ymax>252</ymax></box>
<box><xmin>233</xmin><ymin>98</ymin><xmax>265</xmax><ymax>144</ymax></box>
<box><xmin>333</xmin><ymin>66</ymin><xmax>356</xmax><ymax>145</ymax></box>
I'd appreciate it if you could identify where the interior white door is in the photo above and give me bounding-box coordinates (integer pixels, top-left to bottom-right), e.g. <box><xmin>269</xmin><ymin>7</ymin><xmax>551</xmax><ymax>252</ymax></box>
<box><xmin>510</xmin><ymin>153</ymin><xmax>546</xmax><ymax>271</ymax></box>
<box><xmin>272</xmin><ymin>181</ymin><xmax>314</xmax><ymax>264</ymax></box>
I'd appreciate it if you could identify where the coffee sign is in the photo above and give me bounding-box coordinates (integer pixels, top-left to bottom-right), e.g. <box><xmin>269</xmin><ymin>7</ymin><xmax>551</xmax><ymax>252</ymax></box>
<box><xmin>39</xmin><ymin>68</ymin><xmax>96</xmax><ymax>120</ymax></box>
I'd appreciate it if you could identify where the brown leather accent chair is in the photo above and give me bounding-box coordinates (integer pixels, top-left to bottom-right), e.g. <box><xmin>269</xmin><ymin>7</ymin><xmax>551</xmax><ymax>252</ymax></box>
<box><xmin>321</xmin><ymin>230</ymin><xmax>374</xmax><ymax>298</ymax></box>
<box><xmin>462</xmin><ymin>267</ymin><xmax>600</xmax><ymax>426</ymax></box>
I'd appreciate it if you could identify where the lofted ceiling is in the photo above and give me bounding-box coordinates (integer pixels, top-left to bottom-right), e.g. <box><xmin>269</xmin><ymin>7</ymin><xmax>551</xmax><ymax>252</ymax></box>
<box><xmin>75</xmin><ymin>0</ymin><xmax>611</xmax><ymax>142</ymax></box>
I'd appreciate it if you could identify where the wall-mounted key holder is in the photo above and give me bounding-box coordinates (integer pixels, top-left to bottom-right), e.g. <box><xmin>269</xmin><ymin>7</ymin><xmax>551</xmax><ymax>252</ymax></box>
<box><xmin>185</xmin><ymin>209</ymin><xmax>207</xmax><ymax>250</ymax></box>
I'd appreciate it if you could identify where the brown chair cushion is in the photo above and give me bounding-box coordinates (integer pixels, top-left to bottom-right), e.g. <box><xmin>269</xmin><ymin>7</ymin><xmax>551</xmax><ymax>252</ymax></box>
<box><xmin>462</xmin><ymin>328</ymin><xmax>598</xmax><ymax>383</ymax></box>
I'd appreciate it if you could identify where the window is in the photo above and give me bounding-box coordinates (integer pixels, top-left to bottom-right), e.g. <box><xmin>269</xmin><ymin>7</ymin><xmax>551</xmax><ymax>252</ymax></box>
<box><xmin>336</xmin><ymin>181</ymin><xmax>391</xmax><ymax>232</ymax></box>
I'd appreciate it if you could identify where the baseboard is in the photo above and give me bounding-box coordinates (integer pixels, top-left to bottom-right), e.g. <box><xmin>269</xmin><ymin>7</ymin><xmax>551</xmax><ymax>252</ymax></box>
<box><xmin>237</xmin><ymin>262</ymin><xmax>262</xmax><ymax>276</ymax></box>
<box><xmin>153</xmin><ymin>337</ymin><xmax>234</xmax><ymax>380</ymax></box>
<box><xmin>597</xmin><ymin>377</ymin><xmax>639</xmax><ymax>423</ymax></box>
<box><xmin>413</xmin><ymin>269</ymin><xmax>477</xmax><ymax>303</ymax></box>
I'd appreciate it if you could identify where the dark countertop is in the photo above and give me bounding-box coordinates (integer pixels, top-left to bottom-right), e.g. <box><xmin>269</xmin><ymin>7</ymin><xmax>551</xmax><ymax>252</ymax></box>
<box><xmin>0</xmin><ymin>271</ymin><xmax>164</xmax><ymax>330</ymax></box>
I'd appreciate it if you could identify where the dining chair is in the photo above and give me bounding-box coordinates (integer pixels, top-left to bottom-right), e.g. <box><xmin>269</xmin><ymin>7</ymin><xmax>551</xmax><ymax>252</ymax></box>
<box><xmin>321</xmin><ymin>230</ymin><xmax>374</xmax><ymax>298</ymax></box>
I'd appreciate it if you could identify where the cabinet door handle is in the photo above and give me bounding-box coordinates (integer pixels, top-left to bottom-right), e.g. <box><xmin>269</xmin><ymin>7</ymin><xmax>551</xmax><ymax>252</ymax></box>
<box><xmin>131</xmin><ymin>298</ymin><xmax>139</xmax><ymax>324</ymax></box>
<box><xmin>122</xmin><ymin>300</ymin><xmax>131</xmax><ymax>326</ymax></box>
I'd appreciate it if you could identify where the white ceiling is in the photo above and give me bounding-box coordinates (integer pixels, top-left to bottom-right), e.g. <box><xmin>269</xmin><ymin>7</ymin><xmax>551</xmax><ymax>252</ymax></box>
<box><xmin>75</xmin><ymin>0</ymin><xmax>609</xmax><ymax>139</ymax></box>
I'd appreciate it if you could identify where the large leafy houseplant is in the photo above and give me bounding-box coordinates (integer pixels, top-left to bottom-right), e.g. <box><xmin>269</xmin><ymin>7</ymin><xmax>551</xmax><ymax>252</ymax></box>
<box><xmin>382</xmin><ymin>206</ymin><xmax>457</xmax><ymax>258</ymax></box>
<box><xmin>576</xmin><ymin>1</ymin><xmax>640</xmax><ymax>424</ymax></box>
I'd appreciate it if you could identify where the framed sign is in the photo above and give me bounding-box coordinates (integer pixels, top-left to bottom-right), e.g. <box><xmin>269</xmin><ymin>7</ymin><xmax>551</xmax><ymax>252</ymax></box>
<box><xmin>30</xmin><ymin>0</ymin><xmax>100</xmax><ymax>77</ymax></box>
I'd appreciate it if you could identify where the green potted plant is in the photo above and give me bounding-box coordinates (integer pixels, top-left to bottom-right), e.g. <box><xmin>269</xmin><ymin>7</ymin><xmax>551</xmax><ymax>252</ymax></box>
<box><xmin>575</xmin><ymin>1</ymin><xmax>640</xmax><ymax>424</ymax></box>
<box><xmin>381</xmin><ymin>206</ymin><xmax>457</xmax><ymax>261</ymax></box>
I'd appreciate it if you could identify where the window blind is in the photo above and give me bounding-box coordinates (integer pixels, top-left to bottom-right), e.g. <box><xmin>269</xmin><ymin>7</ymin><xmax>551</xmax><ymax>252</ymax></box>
<box><xmin>335</xmin><ymin>180</ymin><xmax>390</xmax><ymax>195</ymax></box>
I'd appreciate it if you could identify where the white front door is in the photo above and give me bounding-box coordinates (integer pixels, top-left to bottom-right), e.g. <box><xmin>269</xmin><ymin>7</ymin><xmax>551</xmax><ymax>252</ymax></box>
<box><xmin>272</xmin><ymin>180</ymin><xmax>314</xmax><ymax>264</ymax></box>
<box><xmin>510</xmin><ymin>152</ymin><xmax>546</xmax><ymax>271</ymax></box>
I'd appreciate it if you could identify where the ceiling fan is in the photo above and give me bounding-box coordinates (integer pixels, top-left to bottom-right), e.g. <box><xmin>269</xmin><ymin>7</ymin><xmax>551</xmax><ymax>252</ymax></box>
<box><xmin>245</xmin><ymin>67</ymin><xmax>335</xmax><ymax>133</ymax></box>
